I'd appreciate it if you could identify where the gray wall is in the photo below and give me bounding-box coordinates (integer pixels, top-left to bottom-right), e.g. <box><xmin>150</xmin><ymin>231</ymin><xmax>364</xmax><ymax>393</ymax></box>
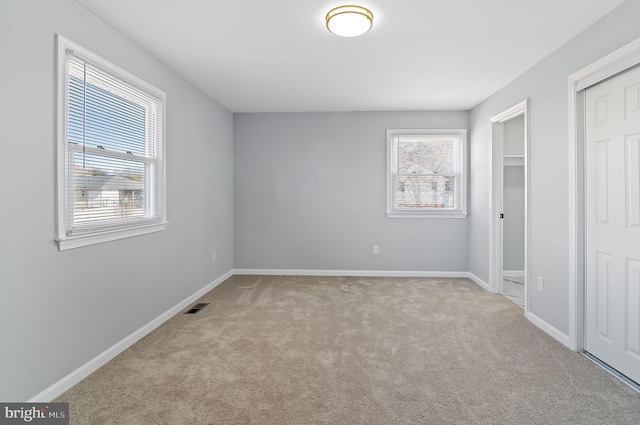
<box><xmin>6</xmin><ymin>0</ymin><xmax>640</xmax><ymax>403</ymax></box>
<box><xmin>0</xmin><ymin>0</ymin><xmax>234</xmax><ymax>401</ymax></box>
<box><xmin>503</xmin><ymin>166</ymin><xmax>525</xmax><ymax>271</ymax></box>
<box><xmin>503</xmin><ymin>116</ymin><xmax>525</xmax><ymax>271</ymax></box>
<box><xmin>234</xmin><ymin>112</ymin><xmax>469</xmax><ymax>271</ymax></box>
<box><xmin>468</xmin><ymin>0</ymin><xmax>640</xmax><ymax>334</ymax></box>
<box><xmin>503</xmin><ymin>115</ymin><xmax>525</xmax><ymax>156</ymax></box>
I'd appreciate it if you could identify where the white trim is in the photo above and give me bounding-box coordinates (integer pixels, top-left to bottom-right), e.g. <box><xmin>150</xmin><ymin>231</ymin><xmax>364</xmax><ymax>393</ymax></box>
<box><xmin>386</xmin><ymin>212</ymin><xmax>468</xmax><ymax>219</ymax></box>
<box><xmin>386</xmin><ymin>129</ymin><xmax>468</xmax><ymax>218</ymax></box>
<box><xmin>489</xmin><ymin>100</ymin><xmax>529</xmax><ymax>320</ymax></box>
<box><xmin>27</xmin><ymin>267</ymin><xmax>572</xmax><ymax>402</ymax></box>
<box><xmin>525</xmin><ymin>311</ymin><xmax>571</xmax><ymax>348</ymax></box>
<box><xmin>234</xmin><ymin>268</ymin><xmax>468</xmax><ymax>278</ymax></box>
<box><xmin>28</xmin><ymin>270</ymin><xmax>233</xmax><ymax>402</ymax></box>
<box><xmin>568</xmin><ymin>36</ymin><xmax>640</xmax><ymax>352</ymax></box>
<box><xmin>503</xmin><ymin>270</ymin><xmax>525</xmax><ymax>278</ymax></box>
<box><xmin>234</xmin><ymin>269</ymin><xmax>491</xmax><ymax>291</ymax></box>
<box><xmin>55</xmin><ymin>35</ymin><xmax>167</xmax><ymax>251</ymax></box>
<box><xmin>489</xmin><ymin>119</ymin><xmax>503</xmax><ymax>294</ymax></box>
<box><xmin>465</xmin><ymin>272</ymin><xmax>491</xmax><ymax>292</ymax></box>
<box><xmin>572</xmin><ymin>38</ymin><xmax>640</xmax><ymax>91</ymax></box>
<box><xmin>58</xmin><ymin>35</ymin><xmax>166</xmax><ymax>101</ymax></box>
<box><xmin>56</xmin><ymin>222</ymin><xmax>168</xmax><ymax>251</ymax></box>
<box><xmin>490</xmin><ymin>101</ymin><xmax>528</xmax><ymax>123</ymax></box>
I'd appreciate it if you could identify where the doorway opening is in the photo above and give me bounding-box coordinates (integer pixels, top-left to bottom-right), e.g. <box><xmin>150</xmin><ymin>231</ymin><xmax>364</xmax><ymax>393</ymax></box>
<box><xmin>490</xmin><ymin>100</ymin><xmax>528</xmax><ymax>311</ymax></box>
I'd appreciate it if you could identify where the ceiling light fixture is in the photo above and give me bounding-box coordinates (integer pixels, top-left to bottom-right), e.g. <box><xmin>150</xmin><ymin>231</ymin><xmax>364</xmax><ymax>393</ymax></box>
<box><xmin>326</xmin><ymin>5</ymin><xmax>374</xmax><ymax>37</ymax></box>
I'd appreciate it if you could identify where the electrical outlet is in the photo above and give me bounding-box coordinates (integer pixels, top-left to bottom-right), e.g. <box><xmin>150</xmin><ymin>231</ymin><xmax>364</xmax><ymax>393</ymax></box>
<box><xmin>212</xmin><ymin>250</ymin><xmax>217</xmax><ymax>262</ymax></box>
<box><xmin>537</xmin><ymin>276</ymin><xmax>544</xmax><ymax>292</ymax></box>
<box><xmin>373</xmin><ymin>244</ymin><xmax>380</xmax><ymax>255</ymax></box>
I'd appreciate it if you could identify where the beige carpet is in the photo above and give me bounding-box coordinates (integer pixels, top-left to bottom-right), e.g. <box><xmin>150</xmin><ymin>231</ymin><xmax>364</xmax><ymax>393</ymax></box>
<box><xmin>57</xmin><ymin>276</ymin><xmax>640</xmax><ymax>424</ymax></box>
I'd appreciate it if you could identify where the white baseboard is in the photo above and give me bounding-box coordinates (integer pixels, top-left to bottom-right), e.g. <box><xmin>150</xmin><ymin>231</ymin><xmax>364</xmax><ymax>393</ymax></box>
<box><xmin>233</xmin><ymin>268</ymin><xmax>471</xmax><ymax>278</ymax></box>
<box><xmin>503</xmin><ymin>270</ymin><xmax>525</xmax><ymax>278</ymax></box>
<box><xmin>27</xmin><ymin>268</ymin><xmax>568</xmax><ymax>401</ymax></box>
<box><xmin>525</xmin><ymin>311</ymin><xmax>571</xmax><ymax>348</ymax></box>
<box><xmin>29</xmin><ymin>270</ymin><xmax>234</xmax><ymax>402</ymax></box>
<box><xmin>233</xmin><ymin>269</ymin><xmax>491</xmax><ymax>293</ymax></box>
<box><xmin>464</xmin><ymin>272</ymin><xmax>491</xmax><ymax>292</ymax></box>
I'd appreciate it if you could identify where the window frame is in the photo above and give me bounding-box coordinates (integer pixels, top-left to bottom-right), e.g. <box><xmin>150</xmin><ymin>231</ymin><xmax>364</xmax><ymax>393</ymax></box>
<box><xmin>55</xmin><ymin>35</ymin><xmax>167</xmax><ymax>251</ymax></box>
<box><xmin>386</xmin><ymin>129</ymin><xmax>468</xmax><ymax>218</ymax></box>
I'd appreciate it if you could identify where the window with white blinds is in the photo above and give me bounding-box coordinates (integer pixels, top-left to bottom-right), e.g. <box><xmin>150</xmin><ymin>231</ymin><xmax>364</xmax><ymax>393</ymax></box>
<box><xmin>56</xmin><ymin>36</ymin><xmax>166</xmax><ymax>250</ymax></box>
<box><xmin>387</xmin><ymin>129</ymin><xmax>468</xmax><ymax>218</ymax></box>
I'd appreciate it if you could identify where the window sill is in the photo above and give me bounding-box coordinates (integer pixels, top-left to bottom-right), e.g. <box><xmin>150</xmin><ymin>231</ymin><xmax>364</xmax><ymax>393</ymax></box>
<box><xmin>56</xmin><ymin>222</ymin><xmax>168</xmax><ymax>251</ymax></box>
<box><xmin>387</xmin><ymin>212</ymin><xmax>469</xmax><ymax>219</ymax></box>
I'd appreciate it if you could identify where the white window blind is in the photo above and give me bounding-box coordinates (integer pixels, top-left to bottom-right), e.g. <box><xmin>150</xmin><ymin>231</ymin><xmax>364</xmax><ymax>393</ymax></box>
<box><xmin>387</xmin><ymin>129</ymin><xmax>468</xmax><ymax>218</ymax></box>
<box><xmin>56</xmin><ymin>36</ymin><xmax>166</xmax><ymax>250</ymax></box>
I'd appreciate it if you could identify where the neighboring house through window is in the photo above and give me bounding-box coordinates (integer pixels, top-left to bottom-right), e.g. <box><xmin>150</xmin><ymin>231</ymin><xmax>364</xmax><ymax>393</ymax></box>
<box><xmin>387</xmin><ymin>129</ymin><xmax>468</xmax><ymax>218</ymax></box>
<box><xmin>56</xmin><ymin>36</ymin><xmax>166</xmax><ymax>250</ymax></box>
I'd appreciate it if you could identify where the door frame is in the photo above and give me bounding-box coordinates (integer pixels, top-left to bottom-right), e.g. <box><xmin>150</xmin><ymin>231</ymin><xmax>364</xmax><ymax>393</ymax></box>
<box><xmin>568</xmin><ymin>36</ymin><xmax>640</xmax><ymax>351</ymax></box>
<box><xmin>490</xmin><ymin>100</ymin><xmax>529</xmax><ymax>312</ymax></box>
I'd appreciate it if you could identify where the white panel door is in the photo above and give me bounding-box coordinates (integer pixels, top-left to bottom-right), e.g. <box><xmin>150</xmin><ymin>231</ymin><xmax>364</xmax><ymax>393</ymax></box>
<box><xmin>586</xmin><ymin>65</ymin><xmax>640</xmax><ymax>385</ymax></box>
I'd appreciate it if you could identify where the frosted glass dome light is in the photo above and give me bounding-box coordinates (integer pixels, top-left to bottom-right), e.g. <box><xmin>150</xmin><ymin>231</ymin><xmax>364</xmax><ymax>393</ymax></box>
<box><xmin>326</xmin><ymin>5</ymin><xmax>374</xmax><ymax>37</ymax></box>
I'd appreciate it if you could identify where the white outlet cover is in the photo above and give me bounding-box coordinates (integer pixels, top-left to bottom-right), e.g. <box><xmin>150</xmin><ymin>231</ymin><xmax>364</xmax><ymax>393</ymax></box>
<box><xmin>537</xmin><ymin>276</ymin><xmax>544</xmax><ymax>292</ymax></box>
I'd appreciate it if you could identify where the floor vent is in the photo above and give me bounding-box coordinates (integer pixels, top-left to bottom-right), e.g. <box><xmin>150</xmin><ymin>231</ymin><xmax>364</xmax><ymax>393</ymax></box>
<box><xmin>185</xmin><ymin>303</ymin><xmax>209</xmax><ymax>314</ymax></box>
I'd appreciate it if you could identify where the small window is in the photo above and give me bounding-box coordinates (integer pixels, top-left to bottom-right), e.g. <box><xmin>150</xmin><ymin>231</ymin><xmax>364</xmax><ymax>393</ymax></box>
<box><xmin>56</xmin><ymin>36</ymin><xmax>167</xmax><ymax>250</ymax></box>
<box><xmin>387</xmin><ymin>129</ymin><xmax>468</xmax><ymax>218</ymax></box>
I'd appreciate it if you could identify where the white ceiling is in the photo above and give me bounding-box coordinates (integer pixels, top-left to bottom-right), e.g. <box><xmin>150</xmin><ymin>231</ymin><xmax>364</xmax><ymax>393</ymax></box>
<box><xmin>76</xmin><ymin>0</ymin><xmax>627</xmax><ymax>113</ymax></box>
